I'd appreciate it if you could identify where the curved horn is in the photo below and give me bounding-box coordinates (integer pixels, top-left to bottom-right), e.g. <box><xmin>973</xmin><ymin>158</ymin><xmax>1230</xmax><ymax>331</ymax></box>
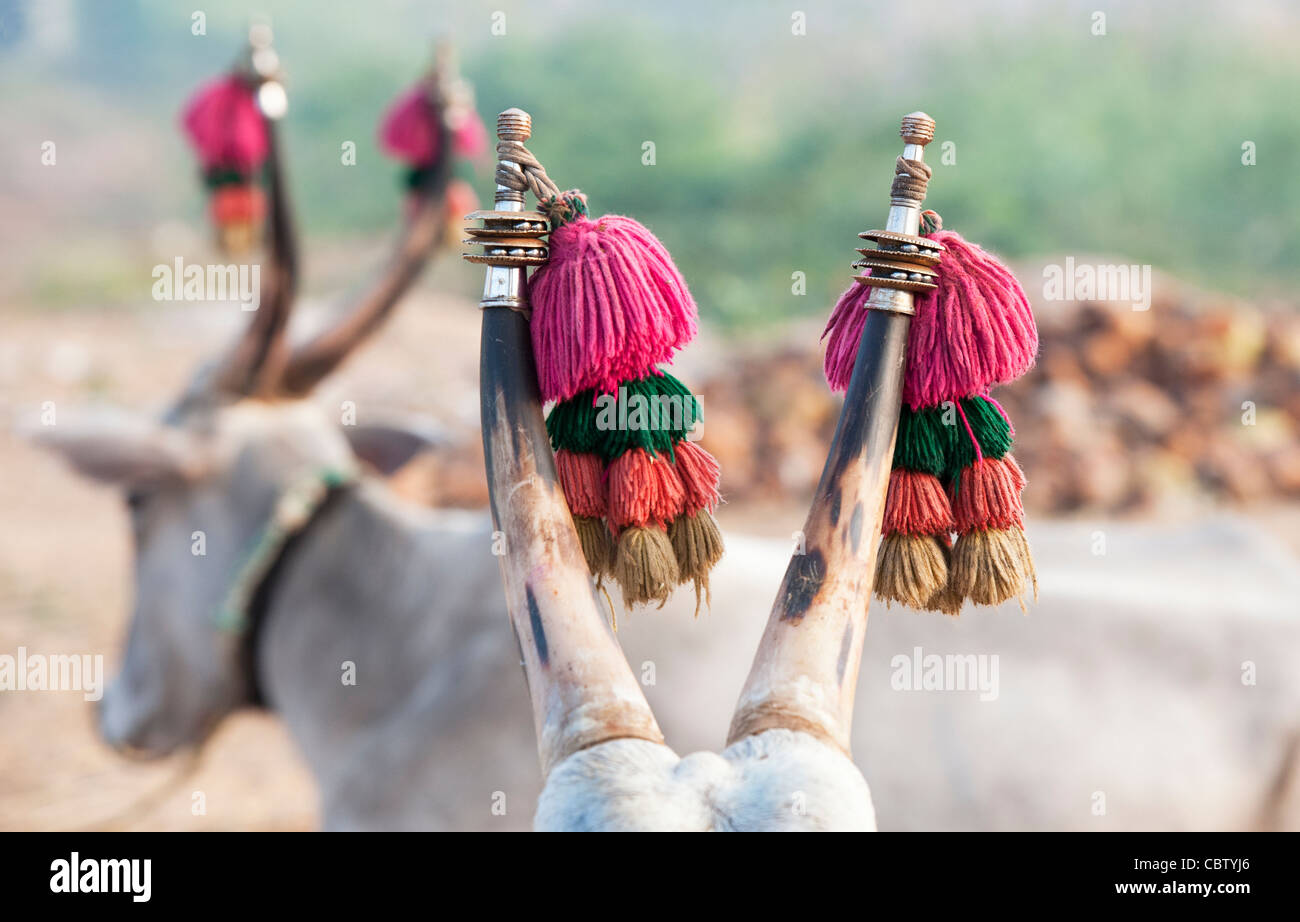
<box><xmin>469</xmin><ymin>110</ymin><xmax>664</xmax><ymax>773</ymax></box>
<box><xmin>728</xmin><ymin>113</ymin><xmax>938</xmax><ymax>753</ymax></box>
<box><xmin>213</xmin><ymin>120</ymin><xmax>298</xmax><ymax>397</ymax></box>
<box><xmin>213</xmin><ymin>27</ymin><xmax>299</xmax><ymax>398</ymax></box>
<box><xmin>275</xmin><ymin>159</ymin><xmax>450</xmax><ymax>396</ymax></box>
<box><xmin>276</xmin><ymin>60</ymin><xmax>460</xmax><ymax>397</ymax></box>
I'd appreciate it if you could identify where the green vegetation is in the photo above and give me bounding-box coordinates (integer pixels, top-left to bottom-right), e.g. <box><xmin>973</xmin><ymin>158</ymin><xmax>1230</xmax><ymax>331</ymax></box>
<box><xmin>8</xmin><ymin>0</ymin><xmax>1297</xmax><ymax>324</ymax></box>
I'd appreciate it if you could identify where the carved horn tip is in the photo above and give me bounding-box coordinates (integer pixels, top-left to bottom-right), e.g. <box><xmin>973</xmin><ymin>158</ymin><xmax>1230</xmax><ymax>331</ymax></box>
<box><xmin>899</xmin><ymin>112</ymin><xmax>935</xmax><ymax>146</ymax></box>
<box><xmin>497</xmin><ymin>108</ymin><xmax>532</xmax><ymax>141</ymax></box>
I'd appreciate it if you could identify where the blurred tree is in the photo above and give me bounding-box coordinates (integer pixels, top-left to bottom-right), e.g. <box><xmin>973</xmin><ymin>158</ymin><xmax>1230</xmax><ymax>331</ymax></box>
<box><xmin>5</xmin><ymin>0</ymin><xmax>1296</xmax><ymax>320</ymax></box>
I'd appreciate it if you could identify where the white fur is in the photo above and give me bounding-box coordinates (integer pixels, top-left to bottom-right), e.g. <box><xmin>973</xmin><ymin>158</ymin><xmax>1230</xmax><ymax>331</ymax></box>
<box><xmin>534</xmin><ymin>729</ymin><xmax>876</xmax><ymax>831</ymax></box>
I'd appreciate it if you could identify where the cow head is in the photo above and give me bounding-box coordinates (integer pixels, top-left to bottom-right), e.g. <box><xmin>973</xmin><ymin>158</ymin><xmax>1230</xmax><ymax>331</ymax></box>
<box><xmin>35</xmin><ymin>109</ymin><xmax>452</xmax><ymax>757</ymax></box>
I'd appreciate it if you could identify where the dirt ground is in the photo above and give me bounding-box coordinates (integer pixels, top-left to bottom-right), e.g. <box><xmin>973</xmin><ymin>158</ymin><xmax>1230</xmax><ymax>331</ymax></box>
<box><xmin>3</xmin><ymin>289</ymin><xmax>1299</xmax><ymax>831</ymax></box>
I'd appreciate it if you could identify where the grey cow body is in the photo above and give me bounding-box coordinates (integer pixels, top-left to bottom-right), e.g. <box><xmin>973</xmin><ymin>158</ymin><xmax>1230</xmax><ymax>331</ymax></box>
<box><xmin>256</xmin><ymin>483</ymin><xmax>535</xmax><ymax>830</ymax></box>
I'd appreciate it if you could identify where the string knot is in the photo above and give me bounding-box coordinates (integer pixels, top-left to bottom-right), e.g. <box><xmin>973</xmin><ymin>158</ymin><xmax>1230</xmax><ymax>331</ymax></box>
<box><xmin>539</xmin><ymin>190</ymin><xmax>589</xmax><ymax>228</ymax></box>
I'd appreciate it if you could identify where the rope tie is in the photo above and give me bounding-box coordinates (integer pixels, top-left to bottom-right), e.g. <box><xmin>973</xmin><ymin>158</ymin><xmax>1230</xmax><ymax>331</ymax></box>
<box><xmin>495</xmin><ymin>139</ymin><xmax>561</xmax><ymax>201</ymax></box>
<box><xmin>494</xmin><ymin>139</ymin><xmax>591</xmax><ymax>228</ymax></box>
<box><xmin>890</xmin><ymin>156</ymin><xmax>933</xmax><ymax>202</ymax></box>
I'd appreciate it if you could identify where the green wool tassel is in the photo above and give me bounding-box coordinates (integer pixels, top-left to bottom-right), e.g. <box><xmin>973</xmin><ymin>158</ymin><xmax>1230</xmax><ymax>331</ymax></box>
<box><xmin>546</xmin><ymin>393</ymin><xmax>604</xmax><ymax>455</ymax></box>
<box><xmin>548</xmin><ymin>366</ymin><xmax>720</xmax><ymax>615</ymax></box>
<box><xmin>546</xmin><ymin>370</ymin><xmax>700</xmax><ymax>461</ymax></box>
<box><xmin>594</xmin><ymin>372</ymin><xmax>700</xmax><ymax>461</ymax></box>
<box><xmin>947</xmin><ymin>397</ymin><xmax>1014</xmax><ymax>481</ymax></box>
<box><xmin>893</xmin><ymin>405</ymin><xmax>953</xmax><ymax>478</ymax></box>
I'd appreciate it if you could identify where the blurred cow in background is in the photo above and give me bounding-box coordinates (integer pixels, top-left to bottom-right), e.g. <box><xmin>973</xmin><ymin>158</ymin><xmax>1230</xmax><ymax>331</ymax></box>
<box><xmin>35</xmin><ymin>54</ymin><xmax>535</xmax><ymax>830</ymax></box>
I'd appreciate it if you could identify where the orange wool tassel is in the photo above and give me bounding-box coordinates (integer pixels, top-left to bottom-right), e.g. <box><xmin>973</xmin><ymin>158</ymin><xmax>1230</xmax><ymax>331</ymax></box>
<box><xmin>555</xmin><ymin>449</ymin><xmax>607</xmax><ymax>519</ymax></box>
<box><xmin>608</xmin><ymin>448</ymin><xmax>686</xmax><ymax>528</ymax></box>
<box><xmin>882</xmin><ymin>469</ymin><xmax>954</xmax><ymax>536</ymax></box>
<box><xmin>951</xmin><ymin>456</ymin><xmax>1026</xmax><ymax>533</ymax></box>
<box><xmin>210</xmin><ymin>183</ymin><xmax>266</xmax><ymax>225</ymax></box>
<box><xmin>672</xmin><ymin>440</ymin><xmax>721</xmax><ymax>513</ymax></box>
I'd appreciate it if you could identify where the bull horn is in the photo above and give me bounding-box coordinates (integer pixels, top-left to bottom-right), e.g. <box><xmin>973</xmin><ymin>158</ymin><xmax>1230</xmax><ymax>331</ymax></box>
<box><xmin>468</xmin><ymin>109</ymin><xmax>664</xmax><ymax>773</ymax></box>
<box><xmin>212</xmin><ymin>24</ymin><xmax>299</xmax><ymax>398</ymax></box>
<box><xmin>276</xmin><ymin>44</ymin><xmax>463</xmax><ymax>397</ymax></box>
<box><xmin>728</xmin><ymin>113</ymin><xmax>938</xmax><ymax>753</ymax></box>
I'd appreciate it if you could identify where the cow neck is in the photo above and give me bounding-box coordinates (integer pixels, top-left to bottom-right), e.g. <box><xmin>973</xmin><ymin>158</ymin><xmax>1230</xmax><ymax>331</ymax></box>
<box><xmin>215</xmin><ymin>465</ymin><xmax>357</xmax><ymax>708</ymax></box>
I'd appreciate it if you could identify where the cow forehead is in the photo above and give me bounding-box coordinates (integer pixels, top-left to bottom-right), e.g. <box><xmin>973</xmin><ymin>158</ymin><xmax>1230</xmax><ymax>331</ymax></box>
<box><xmin>218</xmin><ymin>398</ymin><xmax>333</xmax><ymax>435</ymax></box>
<box><xmin>203</xmin><ymin>399</ymin><xmax>351</xmax><ymax>463</ymax></box>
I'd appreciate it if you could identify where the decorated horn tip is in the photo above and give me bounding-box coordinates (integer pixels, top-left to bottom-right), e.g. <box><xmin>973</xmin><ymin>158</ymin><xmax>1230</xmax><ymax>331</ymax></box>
<box><xmin>900</xmin><ymin>112</ymin><xmax>936</xmax><ymax>146</ymax></box>
<box><xmin>497</xmin><ymin>108</ymin><xmax>532</xmax><ymax>141</ymax></box>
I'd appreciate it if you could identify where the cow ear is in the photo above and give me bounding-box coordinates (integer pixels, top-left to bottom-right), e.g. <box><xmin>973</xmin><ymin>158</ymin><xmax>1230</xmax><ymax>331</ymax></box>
<box><xmin>30</xmin><ymin>411</ymin><xmax>207</xmax><ymax>487</ymax></box>
<box><xmin>341</xmin><ymin>413</ymin><xmax>452</xmax><ymax>476</ymax></box>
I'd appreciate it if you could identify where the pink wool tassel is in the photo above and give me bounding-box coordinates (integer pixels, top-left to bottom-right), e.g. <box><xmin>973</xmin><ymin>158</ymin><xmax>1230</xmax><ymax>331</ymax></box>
<box><xmin>181</xmin><ymin>75</ymin><xmax>268</xmax><ymax>173</ymax></box>
<box><xmin>821</xmin><ymin>231</ymin><xmax>1038</xmax><ymax>406</ymax></box>
<box><xmin>450</xmin><ymin>110</ymin><xmax>489</xmax><ymax>160</ymax></box>
<box><xmin>379</xmin><ymin>85</ymin><xmax>488</xmax><ymax>167</ymax></box>
<box><xmin>529</xmin><ymin>213</ymin><xmax>698</xmax><ymax>403</ymax></box>
<box><xmin>904</xmin><ymin>230</ymin><xmax>1037</xmax><ymax>408</ymax></box>
<box><xmin>821</xmin><ymin>278</ymin><xmax>870</xmax><ymax>394</ymax></box>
